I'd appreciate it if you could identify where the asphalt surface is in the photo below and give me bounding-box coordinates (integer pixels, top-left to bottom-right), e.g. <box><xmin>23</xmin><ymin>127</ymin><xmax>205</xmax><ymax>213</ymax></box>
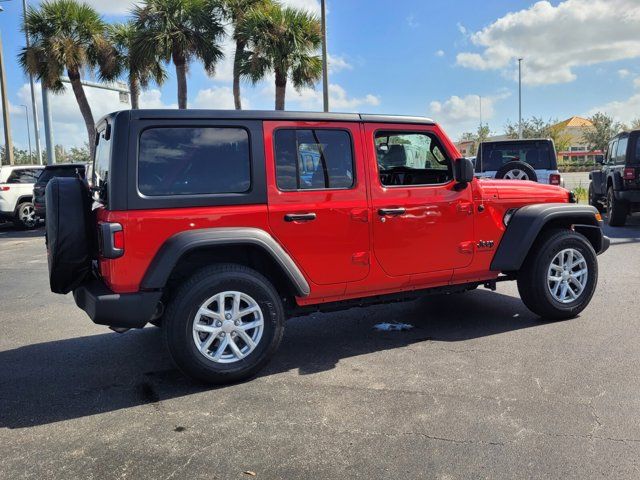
<box><xmin>1</xmin><ymin>217</ymin><xmax>639</xmax><ymax>479</ymax></box>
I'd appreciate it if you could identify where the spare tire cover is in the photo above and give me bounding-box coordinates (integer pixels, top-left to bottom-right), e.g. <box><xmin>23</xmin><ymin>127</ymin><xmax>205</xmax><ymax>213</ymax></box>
<box><xmin>495</xmin><ymin>161</ymin><xmax>538</xmax><ymax>182</ymax></box>
<box><xmin>46</xmin><ymin>177</ymin><xmax>94</xmax><ymax>294</ymax></box>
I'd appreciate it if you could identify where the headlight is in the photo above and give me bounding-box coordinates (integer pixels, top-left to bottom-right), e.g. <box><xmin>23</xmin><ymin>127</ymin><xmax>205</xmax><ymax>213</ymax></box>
<box><xmin>503</xmin><ymin>208</ymin><xmax>518</xmax><ymax>226</ymax></box>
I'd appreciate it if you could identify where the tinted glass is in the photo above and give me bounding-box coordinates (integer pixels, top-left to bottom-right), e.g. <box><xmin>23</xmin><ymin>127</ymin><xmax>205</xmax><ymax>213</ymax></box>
<box><xmin>479</xmin><ymin>141</ymin><xmax>555</xmax><ymax>171</ymax></box>
<box><xmin>6</xmin><ymin>168</ymin><xmax>42</xmax><ymax>184</ymax></box>
<box><xmin>37</xmin><ymin>166</ymin><xmax>85</xmax><ymax>183</ymax></box>
<box><xmin>616</xmin><ymin>136</ymin><xmax>628</xmax><ymax>164</ymax></box>
<box><xmin>138</xmin><ymin>127</ymin><xmax>251</xmax><ymax>196</ymax></box>
<box><xmin>274</xmin><ymin>129</ymin><xmax>354</xmax><ymax>190</ymax></box>
<box><xmin>375</xmin><ymin>131</ymin><xmax>452</xmax><ymax>186</ymax></box>
<box><xmin>634</xmin><ymin>136</ymin><xmax>640</xmax><ymax>164</ymax></box>
<box><xmin>94</xmin><ymin>126</ymin><xmax>111</xmax><ymax>202</ymax></box>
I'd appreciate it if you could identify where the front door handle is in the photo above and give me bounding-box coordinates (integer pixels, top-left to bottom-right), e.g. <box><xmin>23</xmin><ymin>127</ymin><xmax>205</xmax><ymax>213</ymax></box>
<box><xmin>378</xmin><ymin>207</ymin><xmax>406</xmax><ymax>216</ymax></box>
<box><xmin>284</xmin><ymin>213</ymin><xmax>317</xmax><ymax>222</ymax></box>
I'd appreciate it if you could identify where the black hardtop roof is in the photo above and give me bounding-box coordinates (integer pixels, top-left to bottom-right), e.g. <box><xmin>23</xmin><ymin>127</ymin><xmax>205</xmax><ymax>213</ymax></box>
<box><xmin>100</xmin><ymin>109</ymin><xmax>436</xmax><ymax>126</ymax></box>
<box><xmin>44</xmin><ymin>163</ymin><xmax>86</xmax><ymax>169</ymax></box>
<box><xmin>481</xmin><ymin>138</ymin><xmax>553</xmax><ymax>145</ymax></box>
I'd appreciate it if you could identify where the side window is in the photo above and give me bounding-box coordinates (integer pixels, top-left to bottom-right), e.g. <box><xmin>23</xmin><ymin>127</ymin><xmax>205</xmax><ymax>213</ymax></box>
<box><xmin>6</xmin><ymin>168</ymin><xmax>41</xmax><ymax>184</ymax></box>
<box><xmin>608</xmin><ymin>140</ymin><xmax>617</xmax><ymax>165</ymax></box>
<box><xmin>616</xmin><ymin>136</ymin><xmax>628</xmax><ymax>165</ymax></box>
<box><xmin>138</xmin><ymin>127</ymin><xmax>251</xmax><ymax>196</ymax></box>
<box><xmin>274</xmin><ymin>129</ymin><xmax>354</xmax><ymax>190</ymax></box>
<box><xmin>375</xmin><ymin>131</ymin><xmax>452</xmax><ymax>186</ymax></box>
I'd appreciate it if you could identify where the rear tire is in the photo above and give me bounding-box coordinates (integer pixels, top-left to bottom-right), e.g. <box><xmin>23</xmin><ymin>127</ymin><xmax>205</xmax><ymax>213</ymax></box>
<box><xmin>15</xmin><ymin>202</ymin><xmax>38</xmax><ymax>229</ymax></box>
<box><xmin>517</xmin><ymin>229</ymin><xmax>597</xmax><ymax>320</ymax></box>
<box><xmin>606</xmin><ymin>186</ymin><xmax>627</xmax><ymax>227</ymax></box>
<box><xmin>163</xmin><ymin>264</ymin><xmax>285</xmax><ymax>384</ymax></box>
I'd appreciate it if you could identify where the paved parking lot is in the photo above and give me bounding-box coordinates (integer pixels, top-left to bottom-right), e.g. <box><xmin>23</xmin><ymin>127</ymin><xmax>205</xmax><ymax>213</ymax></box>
<box><xmin>1</xmin><ymin>218</ymin><xmax>639</xmax><ymax>479</ymax></box>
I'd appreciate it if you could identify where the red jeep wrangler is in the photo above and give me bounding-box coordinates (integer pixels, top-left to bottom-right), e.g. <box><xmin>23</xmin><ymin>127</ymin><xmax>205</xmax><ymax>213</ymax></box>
<box><xmin>45</xmin><ymin>110</ymin><xmax>609</xmax><ymax>384</ymax></box>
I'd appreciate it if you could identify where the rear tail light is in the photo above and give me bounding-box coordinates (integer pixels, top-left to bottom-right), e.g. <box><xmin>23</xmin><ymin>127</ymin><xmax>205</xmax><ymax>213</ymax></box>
<box><xmin>624</xmin><ymin>167</ymin><xmax>636</xmax><ymax>180</ymax></box>
<box><xmin>549</xmin><ymin>173</ymin><xmax>561</xmax><ymax>186</ymax></box>
<box><xmin>99</xmin><ymin>222</ymin><xmax>124</xmax><ymax>259</ymax></box>
<box><xmin>0</xmin><ymin>186</ymin><xmax>9</xmax><ymax>191</ymax></box>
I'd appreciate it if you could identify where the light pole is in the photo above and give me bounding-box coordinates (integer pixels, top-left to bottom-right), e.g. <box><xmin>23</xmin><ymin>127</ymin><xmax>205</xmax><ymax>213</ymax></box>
<box><xmin>19</xmin><ymin>104</ymin><xmax>32</xmax><ymax>161</ymax></box>
<box><xmin>22</xmin><ymin>0</ymin><xmax>43</xmax><ymax>165</ymax></box>
<box><xmin>518</xmin><ymin>58</ymin><xmax>523</xmax><ymax>139</ymax></box>
<box><xmin>320</xmin><ymin>0</ymin><xmax>329</xmax><ymax>112</ymax></box>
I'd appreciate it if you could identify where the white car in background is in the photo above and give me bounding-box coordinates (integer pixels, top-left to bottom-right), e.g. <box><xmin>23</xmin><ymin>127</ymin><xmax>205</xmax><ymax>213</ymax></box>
<box><xmin>0</xmin><ymin>165</ymin><xmax>44</xmax><ymax>229</ymax></box>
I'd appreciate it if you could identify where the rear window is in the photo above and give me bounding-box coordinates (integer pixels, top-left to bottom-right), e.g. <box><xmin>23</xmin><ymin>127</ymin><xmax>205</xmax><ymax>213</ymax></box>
<box><xmin>5</xmin><ymin>168</ymin><xmax>42</xmax><ymax>184</ymax></box>
<box><xmin>634</xmin><ymin>136</ymin><xmax>640</xmax><ymax>164</ymax></box>
<box><xmin>479</xmin><ymin>141</ymin><xmax>555</xmax><ymax>171</ymax></box>
<box><xmin>138</xmin><ymin>127</ymin><xmax>251</xmax><ymax>196</ymax></box>
<box><xmin>38</xmin><ymin>166</ymin><xmax>85</xmax><ymax>183</ymax></box>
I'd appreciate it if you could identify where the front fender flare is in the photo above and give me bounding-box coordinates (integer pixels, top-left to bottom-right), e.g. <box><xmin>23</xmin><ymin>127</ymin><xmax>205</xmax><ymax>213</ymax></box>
<box><xmin>141</xmin><ymin>227</ymin><xmax>310</xmax><ymax>296</ymax></box>
<box><xmin>490</xmin><ymin>203</ymin><xmax>604</xmax><ymax>272</ymax></box>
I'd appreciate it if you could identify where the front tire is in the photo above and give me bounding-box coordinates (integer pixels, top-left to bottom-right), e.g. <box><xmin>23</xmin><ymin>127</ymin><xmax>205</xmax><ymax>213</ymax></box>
<box><xmin>517</xmin><ymin>229</ymin><xmax>598</xmax><ymax>320</ymax></box>
<box><xmin>607</xmin><ymin>186</ymin><xmax>627</xmax><ymax>226</ymax></box>
<box><xmin>163</xmin><ymin>264</ymin><xmax>285</xmax><ymax>384</ymax></box>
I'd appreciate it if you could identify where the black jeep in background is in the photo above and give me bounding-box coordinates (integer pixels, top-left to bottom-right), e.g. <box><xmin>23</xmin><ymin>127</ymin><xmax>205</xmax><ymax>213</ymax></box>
<box><xmin>589</xmin><ymin>130</ymin><xmax>640</xmax><ymax>226</ymax></box>
<box><xmin>33</xmin><ymin>163</ymin><xmax>86</xmax><ymax>217</ymax></box>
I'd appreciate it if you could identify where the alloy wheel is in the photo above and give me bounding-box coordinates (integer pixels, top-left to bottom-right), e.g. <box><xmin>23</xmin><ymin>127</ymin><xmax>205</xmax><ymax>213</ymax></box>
<box><xmin>504</xmin><ymin>169</ymin><xmax>530</xmax><ymax>180</ymax></box>
<box><xmin>547</xmin><ymin>248</ymin><xmax>588</xmax><ymax>304</ymax></box>
<box><xmin>192</xmin><ymin>291</ymin><xmax>264</xmax><ymax>364</ymax></box>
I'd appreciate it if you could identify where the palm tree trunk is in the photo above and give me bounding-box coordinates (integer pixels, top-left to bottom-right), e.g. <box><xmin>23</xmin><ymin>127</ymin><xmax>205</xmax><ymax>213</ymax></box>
<box><xmin>67</xmin><ymin>67</ymin><xmax>96</xmax><ymax>159</ymax></box>
<box><xmin>129</xmin><ymin>75</ymin><xmax>140</xmax><ymax>110</ymax></box>
<box><xmin>275</xmin><ymin>69</ymin><xmax>287</xmax><ymax>111</ymax></box>
<box><xmin>233</xmin><ymin>38</ymin><xmax>245</xmax><ymax>110</ymax></box>
<box><xmin>173</xmin><ymin>51</ymin><xmax>188</xmax><ymax>109</ymax></box>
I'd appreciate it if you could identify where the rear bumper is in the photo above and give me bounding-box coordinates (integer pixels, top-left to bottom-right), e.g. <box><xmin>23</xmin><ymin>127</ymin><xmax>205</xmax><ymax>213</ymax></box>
<box><xmin>73</xmin><ymin>278</ymin><xmax>162</xmax><ymax>329</ymax></box>
<box><xmin>34</xmin><ymin>202</ymin><xmax>46</xmax><ymax>216</ymax></box>
<box><xmin>616</xmin><ymin>189</ymin><xmax>640</xmax><ymax>203</ymax></box>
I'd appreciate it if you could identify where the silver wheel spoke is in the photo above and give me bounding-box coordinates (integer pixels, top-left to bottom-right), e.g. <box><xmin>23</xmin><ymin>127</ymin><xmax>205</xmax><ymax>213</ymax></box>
<box><xmin>194</xmin><ymin>323</ymin><xmax>220</xmax><ymax>334</ymax></box>
<box><xmin>200</xmin><ymin>333</ymin><xmax>217</xmax><ymax>353</ymax></box>
<box><xmin>227</xmin><ymin>336</ymin><xmax>245</xmax><ymax>359</ymax></box>
<box><xmin>198</xmin><ymin>307</ymin><xmax>221</xmax><ymax>321</ymax></box>
<box><xmin>236</xmin><ymin>329</ymin><xmax>256</xmax><ymax>349</ymax></box>
<box><xmin>240</xmin><ymin>318</ymin><xmax>264</xmax><ymax>331</ymax></box>
<box><xmin>236</xmin><ymin>305</ymin><xmax>260</xmax><ymax>320</ymax></box>
<box><xmin>212</xmin><ymin>336</ymin><xmax>229</xmax><ymax>361</ymax></box>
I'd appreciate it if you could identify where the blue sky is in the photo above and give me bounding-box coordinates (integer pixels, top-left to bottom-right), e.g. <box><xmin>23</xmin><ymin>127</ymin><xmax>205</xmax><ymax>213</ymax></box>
<box><xmin>1</xmin><ymin>0</ymin><xmax>640</xmax><ymax>151</ymax></box>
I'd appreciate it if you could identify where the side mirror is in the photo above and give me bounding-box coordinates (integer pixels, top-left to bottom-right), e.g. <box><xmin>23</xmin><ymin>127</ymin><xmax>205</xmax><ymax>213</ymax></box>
<box><xmin>596</xmin><ymin>156</ymin><xmax>605</xmax><ymax>165</ymax></box>
<box><xmin>454</xmin><ymin>157</ymin><xmax>475</xmax><ymax>185</ymax></box>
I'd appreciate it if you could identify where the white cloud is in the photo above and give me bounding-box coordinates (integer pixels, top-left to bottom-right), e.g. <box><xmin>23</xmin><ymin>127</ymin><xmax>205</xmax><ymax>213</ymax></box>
<box><xmin>618</xmin><ymin>69</ymin><xmax>631</xmax><ymax>78</ymax></box>
<box><xmin>82</xmin><ymin>0</ymin><xmax>139</xmax><ymax>15</ymax></box>
<box><xmin>588</xmin><ymin>94</ymin><xmax>640</xmax><ymax>125</ymax></box>
<box><xmin>435</xmin><ymin>50</ymin><xmax>445</xmax><ymax>58</ymax></box>
<box><xmin>428</xmin><ymin>91</ymin><xmax>511</xmax><ymax>139</ymax></box>
<box><xmin>456</xmin><ymin>0</ymin><xmax>640</xmax><ymax>86</ymax></box>
<box><xmin>328</xmin><ymin>54</ymin><xmax>352</xmax><ymax>74</ymax></box>
<box><xmin>406</xmin><ymin>14</ymin><xmax>419</xmax><ymax>29</ymax></box>
<box><xmin>280</xmin><ymin>0</ymin><xmax>320</xmax><ymax>14</ymax></box>
<box><xmin>193</xmin><ymin>86</ymin><xmax>250</xmax><ymax>109</ymax></box>
<box><xmin>139</xmin><ymin>89</ymin><xmax>177</xmax><ymax>109</ymax></box>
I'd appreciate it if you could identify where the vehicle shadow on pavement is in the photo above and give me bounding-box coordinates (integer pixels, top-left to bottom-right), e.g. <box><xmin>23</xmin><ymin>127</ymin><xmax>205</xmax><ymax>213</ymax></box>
<box><xmin>603</xmin><ymin>215</ymin><xmax>640</xmax><ymax>246</ymax></box>
<box><xmin>0</xmin><ymin>223</ymin><xmax>45</xmax><ymax>239</ymax></box>
<box><xmin>0</xmin><ymin>290</ymin><xmax>547</xmax><ymax>429</ymax></box>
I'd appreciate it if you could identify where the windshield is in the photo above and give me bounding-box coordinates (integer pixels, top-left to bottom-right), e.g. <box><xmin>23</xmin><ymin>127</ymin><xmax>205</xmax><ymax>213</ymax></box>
<box><xmin>478</xmin><ymin>141</ymin><xmax>555</xmax><ymax>171</ymax></box>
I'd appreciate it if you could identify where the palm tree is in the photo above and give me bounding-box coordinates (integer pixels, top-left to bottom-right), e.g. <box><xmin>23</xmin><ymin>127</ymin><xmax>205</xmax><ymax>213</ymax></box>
<box><xmin>108</xmin><ymin>22</ymin><xmax>167</xmax><ymax>109</ymax></box>
<box><xmin>239</xmin><ymin>3</ymin><xmax>322</xmax><ymax>110</ymax></box>
<box><xmin>132</xmin><ymin>0</ymin><xmax>226</xmax><ymax>109</ymax></box>
<box><xmin>19</xmin><ymin>0</ymin><xmax>115</xmax><ymax>159</ymax></box>
<box><xmin>221</xmin><ymin>0</ymin><xmax>271</xmax><ymax>110</ymax></box>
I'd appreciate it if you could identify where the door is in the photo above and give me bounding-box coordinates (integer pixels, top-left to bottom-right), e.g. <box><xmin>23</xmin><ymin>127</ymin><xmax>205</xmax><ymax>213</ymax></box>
<box><xmin>364</xmin><ymin>123</ymin><xmax>474</xmax><ymax>277</ymax></box>
<box><xmin>265</xmin><ymin>121</ymin><xmax>370</xmax><ymax>285</ymax></box>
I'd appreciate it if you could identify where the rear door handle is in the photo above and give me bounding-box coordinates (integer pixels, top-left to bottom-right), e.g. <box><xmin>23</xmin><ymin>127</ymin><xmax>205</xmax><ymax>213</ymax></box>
<box><xmin>378</xmin><ymin>207</ymin><xmax>406</xmax><ymax>216</ymax></box>
<box><xmin>284</xmin><ymin>213</ymin><xmax>317</xmax><ymax>222</ymax></box>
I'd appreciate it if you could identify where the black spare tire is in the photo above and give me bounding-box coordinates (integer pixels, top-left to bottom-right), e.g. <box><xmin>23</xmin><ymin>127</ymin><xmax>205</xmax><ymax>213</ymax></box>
<box><xmin>46</xmin><ymin>177</ymin><xmax>95</xmax><ymax>294</ymax></box>
<box><xmin>495</xmin><ymin>161</ymin><xmax>538</xmax><ymax>182</ymax></box>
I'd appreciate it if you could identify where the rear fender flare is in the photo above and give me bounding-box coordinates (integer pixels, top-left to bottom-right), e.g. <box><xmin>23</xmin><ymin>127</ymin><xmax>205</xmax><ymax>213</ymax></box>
<box><xmin>490</xmin><ymin>203</ymin><xmax>603</xmax><ymax>272</ymax></box>
<box><xmin>141</xmin><ymin>227</ymin><xmax>310</xmax><ymax>297</ymax></box>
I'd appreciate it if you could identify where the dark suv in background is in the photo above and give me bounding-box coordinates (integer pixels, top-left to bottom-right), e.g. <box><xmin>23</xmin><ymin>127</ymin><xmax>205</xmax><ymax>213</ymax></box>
<box><xmin>589</xmin><ymin>130</ymin><xmax>640</xmax><ymax>226</ymax></box>
<box><xmin>33</xmin><ymin>163</ymin><xmax>86</xmax><ymax>217</ymax></box>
